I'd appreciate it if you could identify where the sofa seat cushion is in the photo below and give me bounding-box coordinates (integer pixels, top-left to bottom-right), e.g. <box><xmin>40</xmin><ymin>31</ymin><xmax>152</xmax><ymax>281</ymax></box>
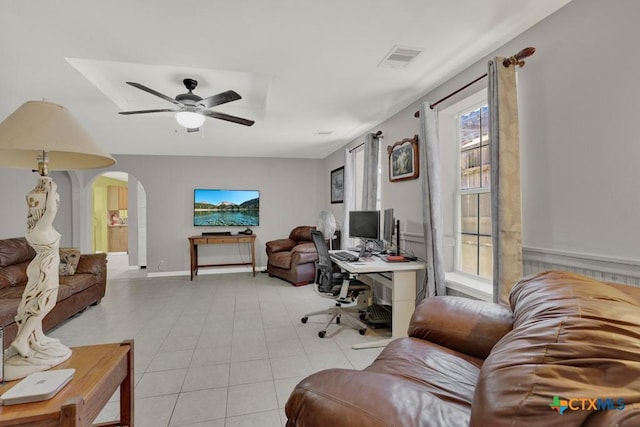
<box><xmin>471</xmin><ymin>271</ymin><xmax>640</xmax><ymax>426</ymax></box>
<box><xmin>58</xmin><ymin>273</ymin><xmax>97</xmax><ymax>300</ymax></box>
<box><xmin>268</xmin><ymin>251</ymin><xmax>292</xmax><ymax>270</ymax></box>
<box><xmin>286</xmin><ymin>337</ymin><xmax>479</xmax><ymax>427</ymax></box>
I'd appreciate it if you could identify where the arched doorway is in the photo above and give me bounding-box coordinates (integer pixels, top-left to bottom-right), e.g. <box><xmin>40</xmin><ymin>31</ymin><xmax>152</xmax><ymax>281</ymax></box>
<box><xmin>90</xmin><ymin>172</ymin><xmax>147</xmax><ymax>275</ymax></box>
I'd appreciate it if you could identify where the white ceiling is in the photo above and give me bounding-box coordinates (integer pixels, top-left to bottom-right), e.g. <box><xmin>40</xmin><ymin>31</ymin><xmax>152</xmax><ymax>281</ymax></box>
<box><xmin>0</xmin><ymin>0</ymin><xmax>571</xmax><ymax>159</ymax></box>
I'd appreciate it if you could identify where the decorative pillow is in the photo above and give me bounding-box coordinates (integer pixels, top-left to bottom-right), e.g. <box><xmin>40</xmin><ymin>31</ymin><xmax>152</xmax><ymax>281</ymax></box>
<box><xmin>59</xmin><ymin>248</ymin><xmax>81</xmax><ymax>276</ymax></box>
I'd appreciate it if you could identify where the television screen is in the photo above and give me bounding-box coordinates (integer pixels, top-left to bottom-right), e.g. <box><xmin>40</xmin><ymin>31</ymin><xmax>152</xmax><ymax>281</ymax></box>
<box><xmin>194</xmin><ymin>189</ymin><xmax>260</xmax><ymax>227</ymax></box>
<box><xmin>348</xmin><ymin>210</ymin><xmax>380</xmax><ymax>240</ymax></box>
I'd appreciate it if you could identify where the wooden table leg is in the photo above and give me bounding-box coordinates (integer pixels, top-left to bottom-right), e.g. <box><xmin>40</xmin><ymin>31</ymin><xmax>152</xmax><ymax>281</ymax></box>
<box><xmin>120</xmin><ymin>340</ymin><xmax>134</xmax><ymax>426</ymax></box>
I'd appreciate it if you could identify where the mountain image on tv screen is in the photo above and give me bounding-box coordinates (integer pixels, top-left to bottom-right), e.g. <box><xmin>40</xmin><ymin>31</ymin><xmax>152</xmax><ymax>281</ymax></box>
<box><xmin>194</xmin><ymin>189</ymin><xmax>260</xmax><ymax>226</ymax></box>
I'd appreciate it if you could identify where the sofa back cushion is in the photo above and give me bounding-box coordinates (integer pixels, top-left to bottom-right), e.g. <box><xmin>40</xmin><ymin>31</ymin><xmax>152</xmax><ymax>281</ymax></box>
<box><xmin>288</xmin><ymin>226</ymin><xmax>315</xmax><ymax>242</ymax></box>
<box><xmin>408</xmin><ymin>296</ymin><xmax>513</xmax><ymax>360</ymax></box>
<box><xmin>0</xmin><ymin>238</ymin><xmax>35</xmax><ymax>268</ymax></box>
<box><xmin>470</xmin><ymin>271</ymin><xmax>640</xmax><ymax>426</ymax></box>
<box><xmin>0</xmin><ymin>262</ymin><xmax>30</xmax><ymax>289</ymax></box>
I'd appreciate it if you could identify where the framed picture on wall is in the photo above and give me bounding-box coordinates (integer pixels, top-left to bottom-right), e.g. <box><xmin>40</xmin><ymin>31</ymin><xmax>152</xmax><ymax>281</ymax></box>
<box><xmin>330</xmin><ymin>166</ymin><xmax>344</xmax><ymax>204</ymax></box>
<box><xmin>388</xmin><ymin>135</ymin><xmax>419</xmax><ymax>182</ymax></box>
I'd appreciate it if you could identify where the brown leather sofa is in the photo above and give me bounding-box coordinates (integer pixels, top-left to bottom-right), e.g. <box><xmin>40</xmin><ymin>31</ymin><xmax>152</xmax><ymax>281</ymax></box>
<box><xmin>286</xmin><ymin>270</ymin><xmax>640</xmax><ymax>426</ymax></box>
<box><xmin>0</xmin><ymin>237</ymin><xmax>107</xmax><ymax>350</ymax></box>
<box><xmin>265</xmin><ymin>226</ymin><xmax>318</xmax><ymax>286</ymax></box>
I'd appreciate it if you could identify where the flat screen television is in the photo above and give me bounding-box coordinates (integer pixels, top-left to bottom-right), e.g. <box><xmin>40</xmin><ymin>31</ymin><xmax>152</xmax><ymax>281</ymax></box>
<box><xmin>193</xmin><ymin>189</ymin><xmax>260</xmax><ymax>227</ymax></box>
<box><xmin>348</xmin><ymin>210</ymin><xmax>380</xmax><ymax>240</ymax></box>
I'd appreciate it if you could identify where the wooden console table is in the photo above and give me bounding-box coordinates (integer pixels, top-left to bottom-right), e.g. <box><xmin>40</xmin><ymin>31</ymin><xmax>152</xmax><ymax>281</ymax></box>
<box><xmin>188</xmin><ymin>234</ymin><xmax>257</xmax><ymax>280</ymax></box>
<box><xmin>0</xmin><ymin>340</ymin><xmax>134</xmax><ymax>427</ymax></box>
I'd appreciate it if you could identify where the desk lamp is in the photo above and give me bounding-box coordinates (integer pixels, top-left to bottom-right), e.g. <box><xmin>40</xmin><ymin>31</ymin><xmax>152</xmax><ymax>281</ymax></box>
<box><xmin>0</xmin><ymin>101</ymin><xmax>115</xmax><ymax>380</ymax></box>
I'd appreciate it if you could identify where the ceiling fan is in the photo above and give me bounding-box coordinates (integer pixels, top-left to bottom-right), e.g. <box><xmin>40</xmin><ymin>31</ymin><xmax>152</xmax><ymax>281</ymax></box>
<box><xmin>118</xmin><ymin>78</ymin><xmax>255</xmax><ymax>132</ymax></box>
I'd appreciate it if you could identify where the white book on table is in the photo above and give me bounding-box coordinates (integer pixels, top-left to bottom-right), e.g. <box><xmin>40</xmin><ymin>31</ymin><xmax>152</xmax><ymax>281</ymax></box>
<box><xmin>1</xmin><ymin>368</ymin><xmax>75</xmax><ymax>405</ymax></box>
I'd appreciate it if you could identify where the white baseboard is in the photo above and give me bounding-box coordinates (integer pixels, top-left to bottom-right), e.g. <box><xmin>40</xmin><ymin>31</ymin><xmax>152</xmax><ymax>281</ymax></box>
<box><xmin>147</xmin><ymin>265</ymin><xmax>267</xmax><ymax>278</ymax></box>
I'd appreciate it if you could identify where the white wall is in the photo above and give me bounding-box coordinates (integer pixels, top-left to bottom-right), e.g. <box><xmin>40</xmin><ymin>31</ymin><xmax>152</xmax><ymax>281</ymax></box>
<box><xmin>0</xmin><ymin>169</ymin><xmax>73</xmax><ymax>247</ymax></box>
<box><xmin>78</xmin><ymin>155</ymin><xmax>325</xmax><ymax>273</ymax></box>
<box><xmin>3</xmin><ymin>0</ymin><xmax>639</xmax><ymax>278</ymax></box>
<box><xmin>328</xmin><ymin>0</ymin><xmax>640</xmax><ymax>267</ymax></box>
<box><xmin>1</xmin><ymin>155</ymin><xmax>324</xmax><ymax>274</ymax></box>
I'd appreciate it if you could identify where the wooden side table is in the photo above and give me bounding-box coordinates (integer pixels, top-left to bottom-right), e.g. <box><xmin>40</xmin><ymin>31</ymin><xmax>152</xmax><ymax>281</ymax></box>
<box><xmin>0</xmin><ymin>340</ymin><xmax>134</xmax><ymax>427</ymax></box>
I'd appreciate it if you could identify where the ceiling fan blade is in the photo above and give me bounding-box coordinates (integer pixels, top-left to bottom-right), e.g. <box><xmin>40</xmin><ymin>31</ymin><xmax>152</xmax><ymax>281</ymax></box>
<box><xmin>196</xmin><ymin>90</ymin><xmax>241</xmax><ymax>109</ymax></box>
<box><xmin>125</xmin><ymin>82</ymin><xmax>181</xmax><ymax>105</ymax></box>
<box><xmin>118</xmin><ymin>109</ymin><xmax>176</xmax><ymax>115</ymax></box>
<box><xmin>202</xmin><ymin>110</ymin><xmax>255</xmax><ymax>127</ymax></box>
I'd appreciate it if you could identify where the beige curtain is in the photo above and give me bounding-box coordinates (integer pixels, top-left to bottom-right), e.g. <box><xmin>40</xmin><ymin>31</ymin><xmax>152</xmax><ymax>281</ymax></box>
<box><xmin>489</xmin><ymin>57</ymin><xmax>523</xmax><ymax>305</ymax></box>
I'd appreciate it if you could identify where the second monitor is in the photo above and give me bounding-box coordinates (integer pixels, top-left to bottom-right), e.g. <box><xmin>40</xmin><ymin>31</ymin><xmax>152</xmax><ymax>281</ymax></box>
<box><xmin>349</xmin><ymin>210</ymin><xmax>381</xmax><ymax>257</ymax></box>
<box><xmin>348</xmin><ymin>210</ymin><xmax>380</xmax><ymax>241</ymax></box>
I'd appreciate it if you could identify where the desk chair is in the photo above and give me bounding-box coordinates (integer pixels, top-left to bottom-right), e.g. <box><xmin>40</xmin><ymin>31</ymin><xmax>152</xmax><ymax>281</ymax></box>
<box><xmin>301</xmin><ymin>230</ymin><xmax>371</xmax><ymax>338</ymax></box>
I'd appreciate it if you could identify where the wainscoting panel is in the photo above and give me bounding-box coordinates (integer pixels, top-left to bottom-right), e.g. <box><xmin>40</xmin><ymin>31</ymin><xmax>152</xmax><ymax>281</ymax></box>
<box><xmin>522</xmin><ymin>247</ymin><xmax>640</xmax><ymax>288</ymax></box>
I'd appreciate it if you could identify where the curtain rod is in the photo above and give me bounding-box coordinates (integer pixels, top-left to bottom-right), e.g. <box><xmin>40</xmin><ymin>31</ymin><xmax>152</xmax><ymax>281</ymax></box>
<box><xmin>349</xmin><ymin>130</ymin><xmax>382</xmax><ymax>153</ymax></box>
<box><xmin>414</xmin><ymin>47</ymin><xmax>535</xmax><ymax>118</ymax></box>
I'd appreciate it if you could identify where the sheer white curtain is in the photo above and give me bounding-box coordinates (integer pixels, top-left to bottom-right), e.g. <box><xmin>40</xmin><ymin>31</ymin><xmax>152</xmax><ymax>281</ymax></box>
<box><xmin>419</xmin><ymin>103</ymin><xmax>446</xmax><ymax>299</ymax></box>
<box><xmin>343</xmin><ymin>133</ymin><xmax>380</xmax><ymax>249</ymax></box>
<box><xmin>342</xmin><ymin>147</ymin><xmax>356</xmax><ymax>250</ymax></box>
<box><xmin>362</xmin><ymin>133</ymin><xmax>380</xmax><ymax>211</ymax></box>
<box><xmin>489</xmin><ymin>57</ymin><xmax>523</xmax><ymax>304</ymax></box>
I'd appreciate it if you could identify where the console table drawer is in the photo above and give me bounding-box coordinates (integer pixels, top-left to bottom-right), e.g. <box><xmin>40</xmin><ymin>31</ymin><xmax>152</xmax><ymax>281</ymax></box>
<box><xmin>216</xmin><ymin>237</ymin><xmax>240</xmax><ymax>244</ymax></box>
<box><xmin>238</xmin><ymin>236</ymin><xmax>253</xmax><ymax>243</ymax></box>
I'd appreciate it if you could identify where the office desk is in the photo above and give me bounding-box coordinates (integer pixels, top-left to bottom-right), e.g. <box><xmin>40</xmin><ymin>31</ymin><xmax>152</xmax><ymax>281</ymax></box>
<box><xmin>330</xmin><ymin>252</ymin><xmax>427</xmax><ymax>349</ymax></box>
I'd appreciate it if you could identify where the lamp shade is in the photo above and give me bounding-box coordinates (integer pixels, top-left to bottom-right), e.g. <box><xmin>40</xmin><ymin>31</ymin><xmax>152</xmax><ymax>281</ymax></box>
<box><xmin>0</xmin><ymin>101</ymin><xmax>116</xmax><ymax>171</ymax></box>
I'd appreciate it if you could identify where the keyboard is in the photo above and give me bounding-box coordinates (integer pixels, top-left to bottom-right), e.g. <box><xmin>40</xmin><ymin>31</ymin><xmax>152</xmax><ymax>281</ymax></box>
<box><xmin>332</xmin><ymin>251</ymin><xmax>359</xmax><ymax>262</ymax></box>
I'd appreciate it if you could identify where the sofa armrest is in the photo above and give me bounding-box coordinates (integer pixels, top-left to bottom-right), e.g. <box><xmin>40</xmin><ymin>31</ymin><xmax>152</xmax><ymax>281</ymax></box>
<box><xmin>291</xmin><ymin>242</ymin><xmax>318</xmax><ymax>265</ymax></box>
<box><xmin>408</xmin><ymin>296</ymin><xmax>513</xmax><ymax>359</ymax></box>
<box><xmin>266</xmin><ymin>239</ymin><xmax>296</xmax><ymax>255</ymax></box>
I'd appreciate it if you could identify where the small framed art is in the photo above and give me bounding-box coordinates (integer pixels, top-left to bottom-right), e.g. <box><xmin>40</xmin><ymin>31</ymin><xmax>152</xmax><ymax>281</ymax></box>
<box><xmin>387</xmin><ymin>135</ymin><xmax>419</xmax><ymax>182</ymax></box>
<box><xmin>330</xmin><ymin>166</ymin><xmax>344</xmax><ymax>204</ymax></box>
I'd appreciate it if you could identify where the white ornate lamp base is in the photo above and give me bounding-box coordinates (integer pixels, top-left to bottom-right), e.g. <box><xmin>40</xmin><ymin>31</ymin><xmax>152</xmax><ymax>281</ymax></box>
<box><xmin>4</xmin><ymin>342</ymin><xmax>72</xmax><ymax>381</ymax></box>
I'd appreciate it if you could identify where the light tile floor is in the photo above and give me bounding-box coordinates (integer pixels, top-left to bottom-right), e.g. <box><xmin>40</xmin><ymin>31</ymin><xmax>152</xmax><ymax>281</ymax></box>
<box><xmin>47</xmin><ymin>256</ymin><xmax>388</xmax><ymax>426</ymax></box>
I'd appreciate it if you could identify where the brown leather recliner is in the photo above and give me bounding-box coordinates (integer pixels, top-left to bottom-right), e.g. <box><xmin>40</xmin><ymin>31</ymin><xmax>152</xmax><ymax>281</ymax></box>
<box><xmin>286</xmin><ymin>270</ymin><xmax>640</xmax><ymax>426</ymax></box>
<box><xmin>266</xmin><ymin>226</ymin><xmax>318</xmax><ymax>286</ymax></box>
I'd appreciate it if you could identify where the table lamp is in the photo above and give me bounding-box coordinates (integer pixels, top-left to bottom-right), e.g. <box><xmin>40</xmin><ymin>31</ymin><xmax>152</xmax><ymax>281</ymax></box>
<box><xmin>0</xmin><ymin>100</ymin><xmax>115</xmax><ymax>380</ymax></box>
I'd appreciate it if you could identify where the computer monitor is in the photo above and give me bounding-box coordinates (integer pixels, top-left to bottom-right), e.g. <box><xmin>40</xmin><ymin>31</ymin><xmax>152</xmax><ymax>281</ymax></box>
<box><xmin>348</xmin><ymin>210</ymin><xmax>380</xmax><ymax>240</ymax></box>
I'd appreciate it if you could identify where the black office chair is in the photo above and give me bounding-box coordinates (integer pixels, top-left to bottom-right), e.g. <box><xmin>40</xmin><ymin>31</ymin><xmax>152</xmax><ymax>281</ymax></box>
<box><xmin>301</xmin><ymin>230</ymin><xmax>371</xmax><ymax>338</ymax></box>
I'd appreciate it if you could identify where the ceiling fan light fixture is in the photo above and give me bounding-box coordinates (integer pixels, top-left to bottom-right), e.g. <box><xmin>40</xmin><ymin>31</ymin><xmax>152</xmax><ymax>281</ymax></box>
<box><xmin>175</xmin><ymin>111</ymin><xmax>205</xmax><ymax>129</ymax></box>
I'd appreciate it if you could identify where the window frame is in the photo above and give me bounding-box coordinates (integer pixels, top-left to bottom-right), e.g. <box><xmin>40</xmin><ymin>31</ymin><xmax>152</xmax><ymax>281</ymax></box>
<box><xmin>453</xmin><ymin>100</ymin><xmax>492</xmax><ymax>281</ymax></box>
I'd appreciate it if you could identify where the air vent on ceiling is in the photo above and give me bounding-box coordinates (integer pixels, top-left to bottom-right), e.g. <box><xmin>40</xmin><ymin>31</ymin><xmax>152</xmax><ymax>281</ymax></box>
<box><xmin>379</xmin><ymin>46</ymin><xmax>424</xmax><ymax>69</ymax></box>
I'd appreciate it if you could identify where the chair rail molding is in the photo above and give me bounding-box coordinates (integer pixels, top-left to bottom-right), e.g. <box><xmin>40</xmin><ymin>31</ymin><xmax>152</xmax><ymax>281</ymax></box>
<box><xmin>522</xmin><ymin>246</ymin><xmax>640</xmax><ymax>287</ymax></box>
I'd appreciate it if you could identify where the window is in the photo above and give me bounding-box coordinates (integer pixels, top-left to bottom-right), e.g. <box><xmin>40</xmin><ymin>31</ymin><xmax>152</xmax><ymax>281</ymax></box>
<box><xmin>457</xmin><ymin>104</ymin><xmax>492</xmax><ymax>279</ymax></box>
